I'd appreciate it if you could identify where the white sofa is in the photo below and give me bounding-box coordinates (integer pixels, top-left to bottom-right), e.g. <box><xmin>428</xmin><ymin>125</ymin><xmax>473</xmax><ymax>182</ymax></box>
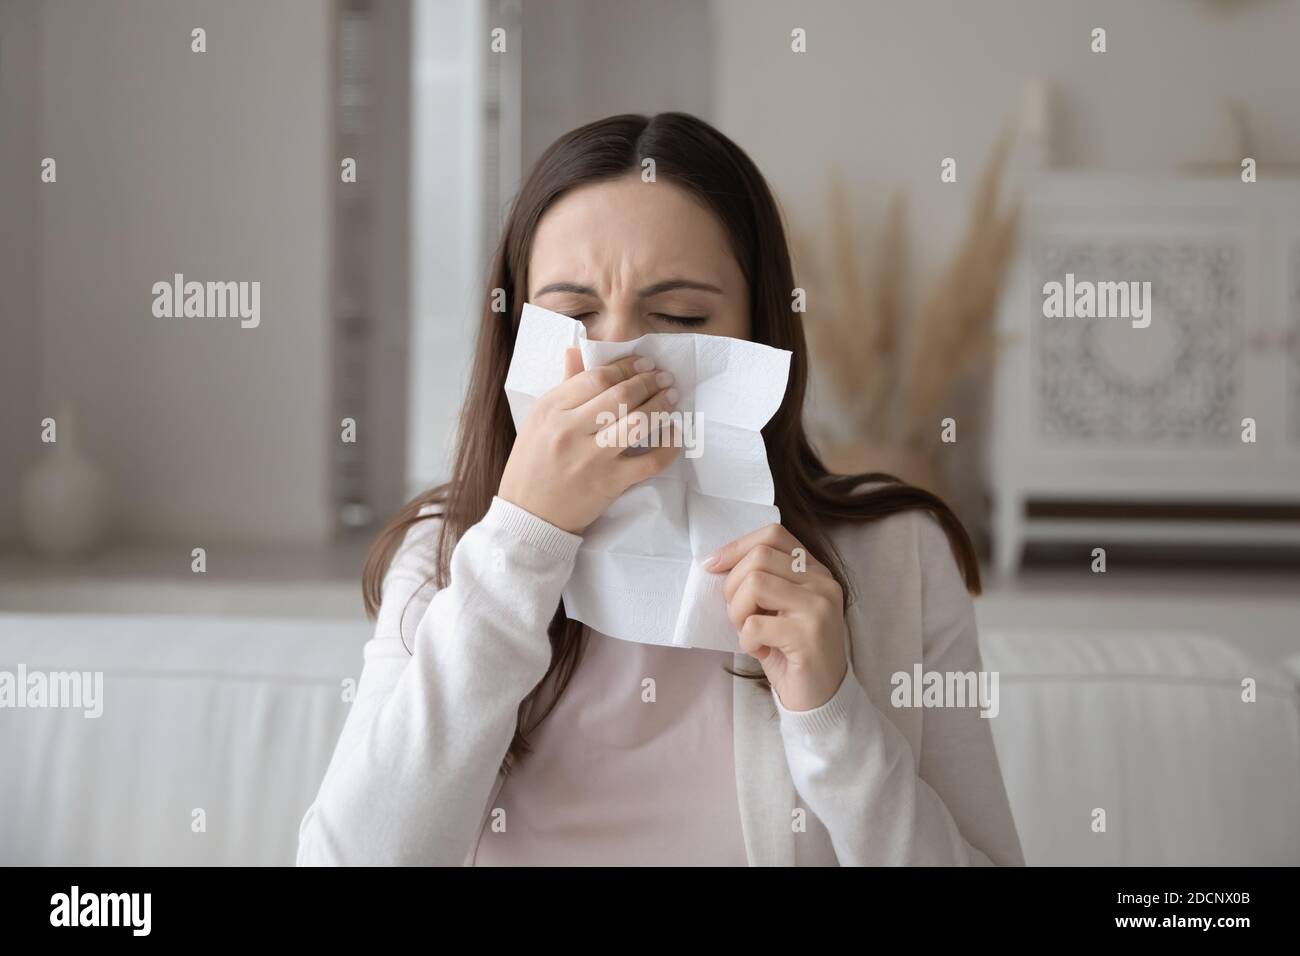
<box><xmin>0</xmin><ymin>613</ymin><xmax>365</xmax><ymax>866</ymax></box>
<box><xmin>1</xmin><ymin>612</ymin><xmax>1297</xmax><ymax>865</ymax></box>
<box><xmin>979</xmin><ymin>629</ymin><xmax>1300</xmax><ymax>865</ymax></box>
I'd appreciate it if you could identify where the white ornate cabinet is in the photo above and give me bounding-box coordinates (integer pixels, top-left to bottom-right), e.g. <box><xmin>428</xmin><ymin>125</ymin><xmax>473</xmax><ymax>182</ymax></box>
<box><xmin>990</xmin><ymin>174</ymin><xmax>1300</xmax><ymax>575</ymax></box>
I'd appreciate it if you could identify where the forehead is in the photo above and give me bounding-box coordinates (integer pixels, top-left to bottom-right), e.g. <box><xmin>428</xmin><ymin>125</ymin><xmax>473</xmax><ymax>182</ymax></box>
<box><xmin>527</xmin><ymin>174</ymin><xmax>742</xmax><ymax>289</ymax></box>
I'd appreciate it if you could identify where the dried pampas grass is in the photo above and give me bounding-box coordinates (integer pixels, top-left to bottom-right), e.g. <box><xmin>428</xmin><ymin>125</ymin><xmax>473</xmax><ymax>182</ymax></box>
<box><xmin>794</xmin><ymin>130</ymin><xmax>1019</xmax><ymax>499</ymax></box>
<box><xmin>799</xmin><ymin>172</ymin><xmax>908</xmax><ymax>446</ymax></box>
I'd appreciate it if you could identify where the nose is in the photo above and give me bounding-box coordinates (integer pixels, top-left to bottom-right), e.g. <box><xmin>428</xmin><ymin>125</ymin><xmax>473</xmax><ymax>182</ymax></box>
<box><xmin>584</xmin><ymin>306</ymin><xmax>645</xmax><ymax>343</ymax></box>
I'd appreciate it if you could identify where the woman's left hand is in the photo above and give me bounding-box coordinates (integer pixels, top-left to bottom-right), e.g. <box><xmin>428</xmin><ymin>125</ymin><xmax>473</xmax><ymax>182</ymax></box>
<box><xmin>705</xmin><ymin>524</ymin><xmax>849</xmax><ymax>712</ymax></box>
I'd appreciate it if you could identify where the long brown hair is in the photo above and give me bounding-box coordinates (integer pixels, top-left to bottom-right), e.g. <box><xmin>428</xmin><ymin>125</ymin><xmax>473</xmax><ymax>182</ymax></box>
<box><xmin>361</xmin><ymin>112</ymin><xmax>980</xmax><ymax>773</ymax></box>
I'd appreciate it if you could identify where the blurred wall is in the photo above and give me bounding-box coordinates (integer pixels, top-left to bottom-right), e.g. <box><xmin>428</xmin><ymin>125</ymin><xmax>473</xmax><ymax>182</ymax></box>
<box><xmin>0</xmin><ymin>1</ymin><xmax>42</xmax><ymax>545</ymax></box>
<box><xmin>3</xmin><ymin>0</ymin><xmax>333</xmax><ymax>547</ymax></box>
<box><xmin>712</xmin><ymin>0</ymin><xmax>1300</xmax><ymax>289</ymax></box>
<box><xmin>520</xmin><ymin>0</ymin><xmax>713</xmax><ymax>173</ymax></box>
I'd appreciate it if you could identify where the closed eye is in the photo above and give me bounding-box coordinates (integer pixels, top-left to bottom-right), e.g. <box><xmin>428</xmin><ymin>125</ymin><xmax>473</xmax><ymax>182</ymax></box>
<box><xmin>653</xmin><ymin>313</ymin><xmax>708</xmax><ymax>328</ymax></box>
<box><xmin>562</xmin><ymin>311</ymin><xmax>708</xmax><ymax>328</ymax></box>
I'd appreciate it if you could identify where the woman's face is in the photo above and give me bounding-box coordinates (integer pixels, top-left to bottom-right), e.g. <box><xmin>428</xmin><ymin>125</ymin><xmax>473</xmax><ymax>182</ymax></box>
<box><xmin>527</xmin><ymin>172</ymin><xmax>751</xmax><ymax>342</ymax></box>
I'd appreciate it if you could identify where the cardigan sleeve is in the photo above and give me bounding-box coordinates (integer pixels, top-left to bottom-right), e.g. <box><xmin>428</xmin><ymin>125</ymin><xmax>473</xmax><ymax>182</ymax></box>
<box><xmin>771</xmin><ymin>511</ymin><xmax>1026</xmax><ymax>866</ymax></box>
<box><xmin>296</xmin><ymin>496</ymin><xmax>581</xmax><ymax>866</ymax></box>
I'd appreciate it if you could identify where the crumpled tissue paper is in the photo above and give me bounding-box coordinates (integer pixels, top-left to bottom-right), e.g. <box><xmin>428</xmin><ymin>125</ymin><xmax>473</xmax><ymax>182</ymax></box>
<box><xmin>503</xmin><ymin>302</ymin><xmax>792</xmax><ymax>654</ymax></box>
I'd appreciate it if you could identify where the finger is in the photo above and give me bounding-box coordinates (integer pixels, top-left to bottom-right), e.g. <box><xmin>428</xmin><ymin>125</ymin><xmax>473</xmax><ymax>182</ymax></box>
<box><xmin>722</xmin><ymin>544</ymin><xmax>836</xmax><ymax>606</ymax></box>
<box><xmin>738</xmin><ymin>614</ymin><xmax>783</xmax><ymax>660</ymax></box>
<box><xmin>725</xmin><ymin>570</ymin><xmax>809</xmax><ymax>634</ymax></box>
<box><xmin>593</xmin><ymin>386</ymin><xmax>679</xmax><ymax>453</ymax></box>
<box><xmin>611</xmin><ymin>419</ymin><xmax>681</xmax><ymax>487</ymax></box>
<box><xmin>549</xmin><ymin>354</ymin><xmax>653</xmax><ymax>410</ymax></box>
<box><xmin>705</xmin><ymin>523</ymin><xmax>809</xmax><ymax>574</ymax></box>
<box><xmin>562</xmin><ymin>346</ymin><xmax>584</xmax><ymax>380</ymax></box>
<box><xmin>576</xmin><ymin>368</ymin><xmax>675</xmax><ymax>435</ymax></box>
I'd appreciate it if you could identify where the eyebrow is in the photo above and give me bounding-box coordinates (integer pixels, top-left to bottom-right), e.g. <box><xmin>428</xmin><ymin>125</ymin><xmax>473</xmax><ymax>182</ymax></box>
<box><xmin>532</xmin><ymin>279</ymin><xmax>724</xmax><ymax>298</ymax></box>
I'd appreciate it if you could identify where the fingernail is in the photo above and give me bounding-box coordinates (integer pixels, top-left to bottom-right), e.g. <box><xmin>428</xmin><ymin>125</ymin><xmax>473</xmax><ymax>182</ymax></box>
<box><xmin>702</xmin><ymin>551</ymin><xmax>718</xmax><ymax>570</ymax></box>
<box><xmin>665</xmin><ymin>386</ymin><xmax>679</xmax><ymax>404</ymax></box>
<box><xmin>633</xmin><ymin>356</ymin><xmax>654</xmax><ymax>373</ymax></box>
<box><xmin>655</xmin><ymin>371</ymin><xmax>674</xmax><ymax>388</ymax></box>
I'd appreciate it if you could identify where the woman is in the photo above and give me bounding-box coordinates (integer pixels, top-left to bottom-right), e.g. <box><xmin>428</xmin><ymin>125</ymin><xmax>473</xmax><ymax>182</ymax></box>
<box><xmin>297</xmin><ymin>112</ymin><xmax>1025</xmax><ymax>867</ymax></box>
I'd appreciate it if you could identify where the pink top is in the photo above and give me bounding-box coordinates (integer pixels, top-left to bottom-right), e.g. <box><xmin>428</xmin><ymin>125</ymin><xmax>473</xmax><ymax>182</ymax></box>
<box><xmin>471</xmin><ymin>628</ymin><xmax>750</xmax><ymax>866</ymax></box>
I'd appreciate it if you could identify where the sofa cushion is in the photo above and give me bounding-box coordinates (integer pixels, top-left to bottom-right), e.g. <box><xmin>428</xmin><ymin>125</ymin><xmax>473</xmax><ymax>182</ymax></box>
<box><xmin>979</xmin><ymin>628</ymin><xmax>1300</xmax><ymax>865</ymax></box>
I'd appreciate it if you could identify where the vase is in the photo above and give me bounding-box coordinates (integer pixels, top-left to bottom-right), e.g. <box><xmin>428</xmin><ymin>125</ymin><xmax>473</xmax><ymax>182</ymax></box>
<box><xmin>20</xmin><ymin>403</ymin><xmax>112</xmax><ymax>559</ymax></box>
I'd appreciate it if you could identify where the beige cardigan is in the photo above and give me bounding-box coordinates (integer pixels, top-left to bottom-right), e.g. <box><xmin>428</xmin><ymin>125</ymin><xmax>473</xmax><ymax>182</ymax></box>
<box><xmin>297</xmin><ymin>495</ymin><xmax>1025</xmax><ymax>866</ymax></box>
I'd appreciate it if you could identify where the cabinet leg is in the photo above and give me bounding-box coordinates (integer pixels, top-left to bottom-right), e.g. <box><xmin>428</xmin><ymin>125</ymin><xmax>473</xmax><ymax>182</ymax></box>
<box><xmin>994</xmin><ymin>493</ymin><xmax>1024</xmax><ymax>579</ymax></box>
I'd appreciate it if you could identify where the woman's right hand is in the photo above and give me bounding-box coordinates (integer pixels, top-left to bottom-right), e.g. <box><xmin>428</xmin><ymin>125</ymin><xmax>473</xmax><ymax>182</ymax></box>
<box><xmin>498</xmin><ymin>348</ymin><xmax>681</xmax><ymax>534</ymax></box>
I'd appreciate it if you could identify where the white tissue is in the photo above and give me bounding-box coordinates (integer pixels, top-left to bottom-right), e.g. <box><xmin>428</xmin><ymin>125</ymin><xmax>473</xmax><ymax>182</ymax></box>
<box><xmin>503</xmin><ymin>302</ymin><xmax>792</xmax><ymax>654</ymax></box>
